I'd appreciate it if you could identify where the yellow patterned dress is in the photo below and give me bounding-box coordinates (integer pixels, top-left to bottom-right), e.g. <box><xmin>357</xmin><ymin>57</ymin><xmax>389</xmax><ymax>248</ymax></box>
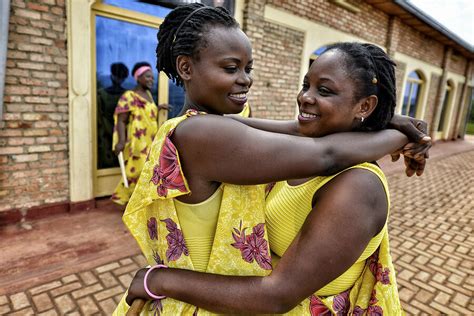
<box><xmin>266</xmin><ymin>163</ymin><xmax>404</xmax><ymax>315</ymax></box>
<box><xmin>114</xmin><ymin>110</ymin><xmax>271</xmax><ymax>315</ymax></box>
<box><xmin>111</xmin><ymin>90</ymin><xmax>158</xmax><ymax>205</ymax></box>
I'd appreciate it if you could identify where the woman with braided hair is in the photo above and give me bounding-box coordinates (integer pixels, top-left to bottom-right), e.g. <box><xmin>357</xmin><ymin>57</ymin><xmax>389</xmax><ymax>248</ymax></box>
<box><xmin>117</xmin><ymin>3</ymin><xmax>429</xmax><ymax>315</ymax></box>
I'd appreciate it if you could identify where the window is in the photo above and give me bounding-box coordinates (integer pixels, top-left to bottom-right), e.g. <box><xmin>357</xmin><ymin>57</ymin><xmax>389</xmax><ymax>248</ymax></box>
<box><xmin>401</xmin><ymin>71</ymin><xmax>423</xmax><ymax>118</ymax></box>
<box><xmin>438</xmin><ymin>81</ymin><xmax>453</xmax><ymax>132</ymax></box>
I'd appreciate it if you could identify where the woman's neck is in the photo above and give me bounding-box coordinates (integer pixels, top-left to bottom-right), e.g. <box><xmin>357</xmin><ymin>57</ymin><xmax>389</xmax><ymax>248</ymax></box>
<box><xmin>181</xmin><ymin>96</ymin><xmax>222</xmax><ymax>116</ymax></box>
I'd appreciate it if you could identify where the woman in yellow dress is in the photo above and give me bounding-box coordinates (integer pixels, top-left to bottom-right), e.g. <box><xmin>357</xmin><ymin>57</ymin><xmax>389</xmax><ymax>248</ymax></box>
<box><xmin>117</xmin><ymin>4</ymin><xmax>429</xmax><ymax>315</ymax></box>
<box><xmin>125</xmin><ymin>42</ymin><xmax>425</xmax><ymax>315</ymax></box>
<box><xmin>111</xmin><ymin>62</ymin><xmax>159</xmax><ymax>205</ymax></box>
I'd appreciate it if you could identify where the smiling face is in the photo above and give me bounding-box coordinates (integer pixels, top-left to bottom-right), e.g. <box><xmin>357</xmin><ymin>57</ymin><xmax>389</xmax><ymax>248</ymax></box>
<box><xmin>297</xmin><ymin>50</ymin><xmax>370</xmax><ymax>137</ymax></box>
<box><xmin>137</xmin><ymin>69</ymin><xmax>154</xmax><ymax>90</ymax></box>
<box><xmin>179</xmin><ymin>26</ymin><xmax>253</xmax><ymax>115</ymax></box>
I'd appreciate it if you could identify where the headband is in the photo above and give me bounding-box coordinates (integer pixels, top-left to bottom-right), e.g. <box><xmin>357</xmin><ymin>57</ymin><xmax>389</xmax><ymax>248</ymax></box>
<box><xmin>134</xmin><ymin>66</ymin><xmax>152</xmax><ymax>81</ymax></box>
<box><xmin>172</xmin><ymin>6</ymin><xmax>210</xmax><ymax>45</ymax></box>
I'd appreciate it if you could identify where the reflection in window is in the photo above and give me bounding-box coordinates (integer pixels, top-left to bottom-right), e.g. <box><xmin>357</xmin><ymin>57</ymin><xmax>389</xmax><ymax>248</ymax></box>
<box><xmin>438</xmin><ymin>81</ymin><xmax>453</xmax><ymax>132</ymax></box>
<box><xmin>401</xmin><ymin>71</ymin><xmax>423</xmax><ymax>118</ymax></box>
<box><xmin>95</xmin><ymin>16</ymin><xmax>182</xmax><ymax>169</ymax></box>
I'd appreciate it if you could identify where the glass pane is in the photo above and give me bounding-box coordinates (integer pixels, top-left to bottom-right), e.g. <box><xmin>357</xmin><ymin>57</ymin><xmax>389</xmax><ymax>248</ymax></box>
<box><xmin>95</xmin><ymin>16</ymin><xmax>161</xmax><ymax>169</ymax></box>
<box><xmin>102</xmin><ymin>0</ymin><xmax>172</xmax><ymax>18</ymax></box>
<box><xmin>408</xmin><ymin>83</ymin><xmax>419</xmax><ymax>117</ymax></box>
<box><xmin>401</xmin><ymin>82</ymin><xmax>412</xmax><ymax>116</ymax></box>
<box><xmin>438</xmin><ymin>90</ymin><xmax>450</xmax><ymax>132</ymax></box>
<box><xmin>408</xmin><ymin>71</ymin><xmax>420</xmax><ymax>80</ymax></box>
<box><xmin>168</xmin><ymin>80</ymin><xmax>185</xmax><ymax>119</ymax></box>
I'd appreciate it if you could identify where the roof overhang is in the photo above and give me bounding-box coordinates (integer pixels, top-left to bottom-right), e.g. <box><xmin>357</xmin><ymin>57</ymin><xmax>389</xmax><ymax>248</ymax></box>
<box><xmin>365</xmin><ymin>0</ymin><xmax>474</xmax><ymax>59</ymax></box>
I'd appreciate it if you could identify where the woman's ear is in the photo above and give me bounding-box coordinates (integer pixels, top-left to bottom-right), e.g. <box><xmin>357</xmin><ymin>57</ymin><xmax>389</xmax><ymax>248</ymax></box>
<box><xmin>357</xmin><ymin>95</ymin><xmax>378</xmax><ymax>121</ymax></box>
<box><xmin>176</xmin><ymin>55</ymin><xmax>192</xmax><ymax>82</ymax></box>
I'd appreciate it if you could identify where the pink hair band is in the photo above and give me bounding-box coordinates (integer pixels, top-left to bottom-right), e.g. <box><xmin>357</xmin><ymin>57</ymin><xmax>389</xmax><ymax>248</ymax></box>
<box><xmin>134</xmin><ymin>66</ymin><xmax>152</xmax><ymax>80</ymax></box>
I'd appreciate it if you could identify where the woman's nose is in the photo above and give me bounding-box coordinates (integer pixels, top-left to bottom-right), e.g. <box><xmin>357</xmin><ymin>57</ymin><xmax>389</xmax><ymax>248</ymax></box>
<box><xmin>299</xmin><ymin>90</ymin><xmax>316</xmax><ymax>105</ymax></box>
<box><xmin>237</xmin><ymin>71</ymin><xmax>252</xmax><ymax>87</ymax></box>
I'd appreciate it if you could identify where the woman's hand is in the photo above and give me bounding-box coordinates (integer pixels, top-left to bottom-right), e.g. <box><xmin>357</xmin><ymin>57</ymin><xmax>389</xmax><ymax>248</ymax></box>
<box><xmin>114</xmin><ymin>141</ymin><xmax>125</xmax><ymax>156</ymax></box>
<box><xmin>125</xmin><ymin>268</ymin><xmax>149</xmax><ymax>306</ymax></box>
<box><xmin>389</xmin><ymin>114</ymin><xmax>430</xmax><ymax>143</ymax></box>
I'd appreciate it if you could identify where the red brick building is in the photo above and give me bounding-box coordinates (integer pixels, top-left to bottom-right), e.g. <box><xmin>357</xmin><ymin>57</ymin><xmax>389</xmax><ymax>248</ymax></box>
<box><xmin>1</xmin><ymin>0</ymin><xmax>473</xmax><ymax>222</ymax></box>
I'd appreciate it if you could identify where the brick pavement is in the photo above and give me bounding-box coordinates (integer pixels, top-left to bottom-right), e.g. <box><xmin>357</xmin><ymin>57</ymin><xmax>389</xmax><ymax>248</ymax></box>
<box><xmin>0</xmin><ymin>149</ymin><xmax>473</xmax><ymax>315</ymax></box>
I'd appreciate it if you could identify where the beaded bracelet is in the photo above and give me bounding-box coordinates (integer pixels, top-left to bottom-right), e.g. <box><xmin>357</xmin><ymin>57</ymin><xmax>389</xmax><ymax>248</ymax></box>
<box><xmin>144</xmin><ymin>264</ymin><xmax>168</xmax><ymax>300</ymax></box>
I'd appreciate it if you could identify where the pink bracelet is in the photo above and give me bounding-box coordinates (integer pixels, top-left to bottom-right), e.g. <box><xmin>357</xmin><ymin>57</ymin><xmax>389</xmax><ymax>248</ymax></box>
<box><xmin>144</xmin><ymin>264</ymin><xmax>168</xmax><ymax>300</ymax></box>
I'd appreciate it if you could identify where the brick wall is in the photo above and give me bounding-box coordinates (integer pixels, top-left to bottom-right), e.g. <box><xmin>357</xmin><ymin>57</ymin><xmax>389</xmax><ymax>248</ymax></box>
<box><xmin>396</xmin><ymin>22</ymin><xmax>444</xmax><ymax>68</ymax></box>
<box><xmin>0</xmin><ymin>0</ymin><xmax>68</xmax><ymax>212</ymax></box>
<box><xmin>447</xmin><ymin>53</ymin><xmax>468</xmax><ymax>75</ymax></box>
<box><xmin>267</xmin><ymin>0</ymin><xmax>389</xmax><ymax>47</ymax></box>
<box><xmin>249</xmin><ymin>22</ymin><xmax>304</xmax><ymax>119</ymax></box>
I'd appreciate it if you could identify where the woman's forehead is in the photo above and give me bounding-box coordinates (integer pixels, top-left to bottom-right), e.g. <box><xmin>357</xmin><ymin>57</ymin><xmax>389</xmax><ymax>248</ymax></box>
<box><xmin>200</xmin><ymin>26</ymin><xmax>251</xmax><ymax>54</ymax></box>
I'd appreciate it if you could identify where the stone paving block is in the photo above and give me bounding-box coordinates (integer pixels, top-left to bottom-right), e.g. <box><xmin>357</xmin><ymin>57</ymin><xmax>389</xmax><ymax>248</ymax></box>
<box><xmin>71</xmin><ymin>283</ymin><xmax>103</xmax><ymax>299</ymax></box>
<box><xmin>61</xmin><ymin>274</ymin><xmax>79</xmax><ymax>284</ymax></box>
<box><xmin>77</xmin><ymin>296</ymin><xmax>100</xmax><ymax>315</ymax></box>
<box><xmin>94</xmin><ymin>285</ymin><xmax>124</xmax><ymax>301</ymax></box>
<box><xmin>132</xmin><ymin>254</ymin><xmax>147</xmax><ymax>267</ymax></box>
<box><xmin>95</xmin><ymin>262</ymin><xmax>120</xmax><ymax>274</ymax></box>
<box><xmin>49</xmin><ymin>282</ymin><xmax>82</xmax><ymax>297</ymax></box>
<box><xmin>10</xmin><ymin>292</ymin><xmax>30</xmax><ymax>310</ymax></box>
<box><xmin>32</xmin><ymin>293</ymin><xmax>53</xmax><ymax>312</ymax></box>
<box><xmin>8</xmin><ymin>307</ymin><xmax>35</xmax><ymax>315</ymax></box>
<box><xmin>99</xmin><ymin>297</ymin><xmax>117</xmax><ymax>314</ymax></box>
<box><xmin>453</xmin><ymin>292</ymin><xmax>470</xmax><ymax>307</ymax></box>
<box><xmin>0</xmin><ymin>295</ymin><xmax>8</xmax><ymax>305</ymax></box>
<box><xmin>430</xmin><ymin>301</ymin><xmax>459</xmax><ymax>315</ymax></box>
<box><xmin>29</xmin><ymin>281</ymin><xmax>62</xmax><ymax>296</ymax></box>
<box><xmin>0</xmin><ymin>305</ymin><xmax>11</xmax><ymax>315</ymax></box>
<box><xmin>433</xmin><ymin>291</ymin><xmax>451</xmax><ymax>305</ymax></box>
<box><xmin>79</xmin><ymin>271</ymin><xmax>98</xmax><ymax>285</ymax></box>
<box><xmin>119</xmin><ymin>258</ymin><xmax>133</xmax><ymax>266</ymax></box>
<box><xmin>414</xmin><ymin>289</ymin><xmax>434</xmax><ymax>304</ymax></box>
<box><xmin>112</xmin><ymin>263</ymin><xmax>139</xmax><ymax>276</ymax></box>
<box><xmin>118</xmin><ymin>273</ymin><xmax>133</xmax><ymax>288</ymax></box>
<box><xmin>98</xmin><ymin>271</ymin><xmax>119</xmax><ymax>288</ymax></box>
<box><xmin>37</xmin><ymin>309</ymin><xmax>58</xmax><ymax>316</ymax></box>
<box><xmin>450</xmin><ymin>302</ymin><xmax>473</xmax><ymax>315</ymax></box>
<box><xmin>53</xmin><ymin>294</ymin><xmax>76</xmax><ymax>315</ymax></box>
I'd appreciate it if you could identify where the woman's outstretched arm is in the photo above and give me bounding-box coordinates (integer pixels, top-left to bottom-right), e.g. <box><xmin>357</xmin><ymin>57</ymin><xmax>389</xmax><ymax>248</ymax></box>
<box><xmin>127</xmin><ymin>168</ymin><xmax>388</xmax><ymax>313</ymax></box>
<box><xmin>173</xmin><ymin>115</ymin><xmax>409</xmax><ymax>186</ymax></box>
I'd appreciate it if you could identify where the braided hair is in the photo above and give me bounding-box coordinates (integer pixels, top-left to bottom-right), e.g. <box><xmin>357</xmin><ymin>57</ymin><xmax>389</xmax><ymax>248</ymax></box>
<box><xmin>157</xmin><ymin>3</ymin><xmax>239</xmax><ymax>87</ymax></box>
<box><xmin>324</xmin><ymin>42</ymin><xmax>397</xmax><ymax>131</ymax></box>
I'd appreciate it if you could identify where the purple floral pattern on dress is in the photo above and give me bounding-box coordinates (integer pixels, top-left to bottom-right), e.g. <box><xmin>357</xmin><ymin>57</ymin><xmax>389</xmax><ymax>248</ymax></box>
<box><xmin>353</xmin><ymin>306</ymin><xmax>365</xmax><ymax>316</ymax></box>
<box><xmin>231</xmin><ymin>221</ymin><xmax>272</xmax><ymax>270</ymax></box>
<box><xmin>333</xmin><ymin>290</ymin><xmax>350</xmax><ymax>315</ymax></box>
<box><xmin>147</xmin><ymin>217</ymin><xmax>158</xmax><ymax>240</ymax></box>
<box><xmin>150</xmin><ymin>136</ymin><xmax>187</xmax><ymax>197</ymax></box>
<box><xmin>367</xmin><ymin>305</ymin><xmax>383</xmax><ymax>316</ymax></box>
<box><xmin>160</xmin><ymin>218</ymin><xmax>189</xmax><ymax>261</ymax></box>
<box><xmin>369</xmin><ymin>249</ymin><xmax>391</xmax><ymax>285</ymax></box>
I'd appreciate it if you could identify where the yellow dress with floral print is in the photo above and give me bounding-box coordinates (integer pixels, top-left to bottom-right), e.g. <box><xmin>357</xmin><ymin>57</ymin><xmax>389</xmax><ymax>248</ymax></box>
<box><xmin>266</xmin><ymin>163</ymin><xmax>404</xmax><ymax>315</ymax></box>
<box><xmin>111</xmin><ymin>90</ymin><xmax>158</xmax><ymax>205</ymax></box>
<box><xmin>113</xmin><ymin>110</ymin><xmax>271</xmax><ymax>315</ymax></box>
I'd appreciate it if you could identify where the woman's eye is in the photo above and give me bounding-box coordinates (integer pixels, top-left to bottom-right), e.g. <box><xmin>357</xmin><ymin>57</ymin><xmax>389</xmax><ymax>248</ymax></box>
<box><xmin>245</xmin><ymin>67</ymin><xmax>253</xmax><ymax>74</ymax></box>
<box><xmin>302</xmin><ymin>82</ymin><xmax>309</xmax><ymax>90</ymax></box>
<box><xmin>318</xmin><ymin>87</ymin><xmax>331</xmax><ymax>95</ymax></box>
<box><xmin>224</xmin><ymin>67</ymin><xmax>238</xmax><ymax>73</ymax></box>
